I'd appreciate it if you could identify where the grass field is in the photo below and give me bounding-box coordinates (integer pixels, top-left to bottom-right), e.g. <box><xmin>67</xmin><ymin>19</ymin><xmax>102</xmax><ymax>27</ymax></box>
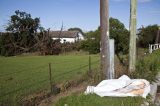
<box><xmin>0</xmin><ymin>55</ymin><xmax>100</xmax><ymax>105</ymax></box>
<box><xmin>1</xmin><ymin>50</ymin><xmax>159</xmax><ymax>105</ymax></box>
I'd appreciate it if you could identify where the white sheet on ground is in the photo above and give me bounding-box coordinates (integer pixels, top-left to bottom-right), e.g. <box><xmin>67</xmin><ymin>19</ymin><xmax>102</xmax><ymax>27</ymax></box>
<box><xmin>85</xmin><ymin>75</ymin><xmax>150</xmax><ymax>98</ymax></box>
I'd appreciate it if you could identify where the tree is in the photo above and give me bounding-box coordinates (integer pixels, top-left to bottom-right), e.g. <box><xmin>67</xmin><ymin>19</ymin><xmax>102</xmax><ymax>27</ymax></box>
<box><xmin>138</xmin><ymin>25</ymin><xmax>159</xmax><ymax>48</ymax></box>
<box><xmin>109</xmin><ymin>18</ymin><xmax>129</xmax><ymax>54</ymax></box>
<box><xmin>0</xmin><ymin>10</ymin><xmax>61</xmax><ymax>56</ymax></box>
<box><xmin>68</xmin><ymin>27</ymin><xmax>85</xmax><ymax>36</ymax></box>
<box><xmin>80</xmin><ymin>18</ymin><xmax>129</xmax><ymax>65</ymax></box>
<box><xmin>109</xmin><ymin>18</ymin><xmax>129</xmax><ymax>65</ymax></box>
<box><xmin>6</xmin><ymin>10</ymin><xmax>40</xmax><ymax>33</ymax></box>
<box><xmin>4</xmin><ymin>10</ymin><xmax>41</xmax><ymax>54</ymax></box>
<box><xmin>80</xmin><ymin>28</ymin><xmax>100</xmax><ymax>54</ymax></box>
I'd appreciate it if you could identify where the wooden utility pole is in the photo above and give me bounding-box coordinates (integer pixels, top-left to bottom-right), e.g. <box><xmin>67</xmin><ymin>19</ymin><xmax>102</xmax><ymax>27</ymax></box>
<box><xmin>129</xmin><ymin>0</ymin><xmax>137</xmax><ymax>73</ymax></box>
<box><xmin>100</xmin><ymin>0</ymin><xmax>110</xmax><ymax>78</ymax></box>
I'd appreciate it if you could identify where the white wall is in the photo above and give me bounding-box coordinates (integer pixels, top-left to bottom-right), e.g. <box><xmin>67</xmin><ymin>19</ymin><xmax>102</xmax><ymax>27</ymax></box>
<box><xmin>78</xmin><ymin>33</ymin><xmax>84</xmax><ymax>40</ymax></box>
<box><xmin>52</xmin><ymin>32</ymin><xmax>84</xmax><ymax>43</ymax></box>
<box><xmin>52</xmin><ymin>38</ymin><xmax>75</xmax><ymax>43</ymax></box>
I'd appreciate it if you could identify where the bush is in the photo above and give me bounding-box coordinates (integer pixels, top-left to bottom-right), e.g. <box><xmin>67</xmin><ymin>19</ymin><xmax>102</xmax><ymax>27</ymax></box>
<box><xmin>80</xmin><ymin>40</ymin><xmax>100</xmax><ymax>54</ymax></box>
<box><xmin>131</xmin><ymin>57</ymin><xmax>159</xmax><ymax>83</ymax></box>
<box><xmin>61</xmin><ymin>42</ymin><xmax>81</xmax><ymax>53</ymax></box>
<box><xmin>80</xmin><ymin>29</ymin><xmax>100</xmax><ymax>54</ymax></box>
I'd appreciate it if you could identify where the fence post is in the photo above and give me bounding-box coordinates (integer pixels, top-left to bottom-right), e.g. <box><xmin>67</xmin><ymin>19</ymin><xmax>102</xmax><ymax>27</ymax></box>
<box><xmin>149</xmin><ymin>44</ymin><xmax>151</xmax><ymax>53</ymax></box>
<box><xmin>49</xmin><ymin>63</ymin><xmax>52</xmax><ymax>92</ymax></box>
<box><xmin>89</xmin><ymin>55</ymin><xmax>91</xmax><ymax>72</ymax></box>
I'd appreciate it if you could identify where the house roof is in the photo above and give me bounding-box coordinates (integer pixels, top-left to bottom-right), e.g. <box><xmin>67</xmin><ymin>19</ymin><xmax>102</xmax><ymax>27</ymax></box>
<box><xmin>49</xmin><ymin>31</ymin><xmax>79</xmax><ymax>38</ymax></box>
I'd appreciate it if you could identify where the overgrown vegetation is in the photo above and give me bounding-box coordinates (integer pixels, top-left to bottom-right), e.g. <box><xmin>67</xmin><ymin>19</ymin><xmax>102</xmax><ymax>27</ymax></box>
<box><xmin>131</xmin><ymin>50</ymin><xmax>160</xmax><ymax>83</ymax></box>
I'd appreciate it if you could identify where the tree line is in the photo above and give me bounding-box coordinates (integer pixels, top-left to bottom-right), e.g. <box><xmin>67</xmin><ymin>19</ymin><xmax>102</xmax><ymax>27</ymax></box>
<box><xmin>81</xmin><ymin>20</ymin><xmax>159</xmax><ymax>54</ymax></box>
<box><xmin>0</xmin><ymin>10</ymin><xmax>159</xmax><ymax>56</ymax></box>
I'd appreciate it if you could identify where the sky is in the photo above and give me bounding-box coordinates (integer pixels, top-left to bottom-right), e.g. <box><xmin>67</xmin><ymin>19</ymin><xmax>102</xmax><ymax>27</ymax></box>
<box><xmin>0</xmin><ymin>0</ymin><xmax>160</xmax><ymax>32</ymax></box>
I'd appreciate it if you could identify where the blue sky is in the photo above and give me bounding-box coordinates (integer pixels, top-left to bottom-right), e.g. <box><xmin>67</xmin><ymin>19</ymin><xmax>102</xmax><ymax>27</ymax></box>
<box><xmin>0</xmin><ymin>0</ymin><xmax>160</xmax><ymax>32</ymax></box>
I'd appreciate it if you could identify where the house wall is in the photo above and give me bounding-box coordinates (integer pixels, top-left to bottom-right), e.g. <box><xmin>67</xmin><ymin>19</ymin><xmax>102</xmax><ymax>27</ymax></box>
<box><xmin>52</xmin><ymin>38</ymin><xmax>75</xmax><ymax>43</ymax></box>
<box><xmin>52</xmin><ymin>32</ymin><xmax>84</xmax><ymax>43</ymax></box>
<box><xmin>75</xmin><ymin>33</ymin><xmax>84</xmax><ymax>41</ymax></box>
<box><xmin>78</xmin><ymin>33</ymin><xmax>84</xmax><ymax>40</ymax></box>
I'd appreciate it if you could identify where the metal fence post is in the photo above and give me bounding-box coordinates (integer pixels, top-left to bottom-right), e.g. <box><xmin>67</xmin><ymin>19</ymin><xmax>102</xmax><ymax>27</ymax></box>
<box><xmin>89</xmin><ymin>55</ymin><xmax>91</xmax><ymax>72</ymax></box>
<box><xmin>49</xmin><ymin>63</ymin><xmax>52</xmax><ymax>92</ymax></box>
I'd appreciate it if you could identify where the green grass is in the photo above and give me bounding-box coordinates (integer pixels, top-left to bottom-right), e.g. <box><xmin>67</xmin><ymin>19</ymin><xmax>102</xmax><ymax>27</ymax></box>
<box><xmin>0</xmin><ymin>55</ymin><xmax>99</xmax><ymax>105</ymax></box>
<box><xmin>1</xmin><ymin>50</ymin><xmax>159</xmax><ymax>105</ymax></box>
<box><xmin>55</xmin><ymin>94</ymin><xmax>144</xmax><ymax>106</ymax></box>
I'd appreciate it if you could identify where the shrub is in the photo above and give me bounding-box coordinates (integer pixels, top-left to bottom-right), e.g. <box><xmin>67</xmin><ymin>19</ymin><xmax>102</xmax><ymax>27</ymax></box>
<box><xmin>131</xmin><ymin>58</ymin><xmax>159</xmax><ymax>83</ymax></box>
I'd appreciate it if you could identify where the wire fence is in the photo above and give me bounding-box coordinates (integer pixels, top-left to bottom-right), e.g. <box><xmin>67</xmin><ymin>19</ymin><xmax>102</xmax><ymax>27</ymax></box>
<box><xmin>0</xmin><ymin>55</ymin><xmax>100</xmax><ymax>105</ymax></box>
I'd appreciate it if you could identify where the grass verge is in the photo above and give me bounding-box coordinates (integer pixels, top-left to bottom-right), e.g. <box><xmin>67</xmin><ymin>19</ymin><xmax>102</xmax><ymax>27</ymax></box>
<box><xmin>55</xmin><ymin>94</ymin><xmax>144</xmax><ymax>106</ymax></box>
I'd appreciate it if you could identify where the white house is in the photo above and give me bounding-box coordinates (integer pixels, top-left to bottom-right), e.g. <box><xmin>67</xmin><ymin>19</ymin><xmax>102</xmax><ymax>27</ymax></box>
<box><xmin>49</xmin><ymin>31</ymin><xmax>84</xmax><ymax>43</ymax></box>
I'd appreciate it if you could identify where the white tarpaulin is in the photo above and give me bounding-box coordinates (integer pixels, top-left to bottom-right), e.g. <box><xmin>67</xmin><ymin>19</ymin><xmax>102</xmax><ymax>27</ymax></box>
<box><xmin>85</xmin><ymin>75</ymin><xmax>150</xmax><ymax>98</ymax></box>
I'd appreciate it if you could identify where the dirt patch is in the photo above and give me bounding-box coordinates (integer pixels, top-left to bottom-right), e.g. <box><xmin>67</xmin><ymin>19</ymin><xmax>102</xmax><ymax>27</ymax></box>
<box><xmin>155</xmin><ymin>93</ymin><xmax>160</xmax><ymax>105</ymax></box>
<box><xmin>19</xmin><ymin>80</ymin><xmax>88</xmax><ymax>106</ymax></box>
<box><xmin>39</xmin><ymin>82</ymin><xmax>88</xmax><ymax>106</ymax></box>
<box><xmin>115</xmin><ymin>56</ymin><xmax>128</xmax><ymax>78</ymax></box>
<box><xmin>19</xmin><ymin>90</ymin><xmax>51</xmax><ymax>106</ymax></box>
